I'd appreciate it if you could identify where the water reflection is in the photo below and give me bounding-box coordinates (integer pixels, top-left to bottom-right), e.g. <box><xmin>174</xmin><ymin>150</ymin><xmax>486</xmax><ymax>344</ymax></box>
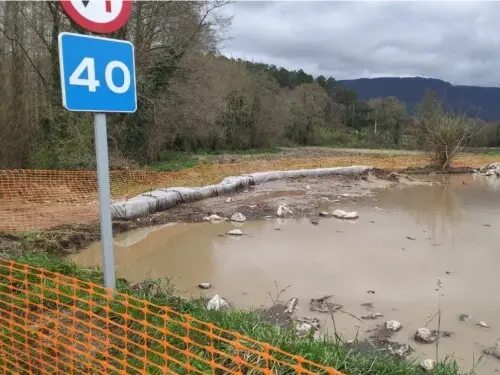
<box><xmin>369</xmin><ymin>174</ymin><xmax>500</xmax><ymax>242</ymax></box>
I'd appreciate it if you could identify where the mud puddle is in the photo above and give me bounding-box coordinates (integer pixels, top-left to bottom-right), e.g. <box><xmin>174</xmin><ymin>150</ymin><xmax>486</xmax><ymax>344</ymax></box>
<box><xmin>71</xmin><ymin>174</ymin><xmax>500</xmax><ymax>373</ymax></box>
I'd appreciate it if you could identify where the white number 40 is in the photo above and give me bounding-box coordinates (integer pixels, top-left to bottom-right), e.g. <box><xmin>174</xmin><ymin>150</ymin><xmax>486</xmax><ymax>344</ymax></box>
<box><xmin>69</xmin><ymin>57</ymin><xmax>131</xmax><ymax>94</ymax></box>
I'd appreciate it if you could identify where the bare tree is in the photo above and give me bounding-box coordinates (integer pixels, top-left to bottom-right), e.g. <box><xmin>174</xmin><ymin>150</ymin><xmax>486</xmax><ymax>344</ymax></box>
<box><xmin>415</xmin><ymin>92</ymin><xmax>477</xmax><ymax>169</ymax></box>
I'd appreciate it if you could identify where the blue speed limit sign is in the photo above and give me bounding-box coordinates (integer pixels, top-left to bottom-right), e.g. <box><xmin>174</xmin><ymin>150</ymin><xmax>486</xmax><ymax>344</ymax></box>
<box><xmin>58</xmin><ymin>32</ymin><xmax>137</xmax><ymax>113</ymax></box>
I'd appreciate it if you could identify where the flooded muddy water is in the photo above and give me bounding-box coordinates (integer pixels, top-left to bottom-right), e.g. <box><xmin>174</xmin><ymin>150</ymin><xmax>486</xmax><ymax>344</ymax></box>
<box><xmin>71</xmin><ymin>174</ymin><xmax>500</xmax><ymax>373</ymax></box>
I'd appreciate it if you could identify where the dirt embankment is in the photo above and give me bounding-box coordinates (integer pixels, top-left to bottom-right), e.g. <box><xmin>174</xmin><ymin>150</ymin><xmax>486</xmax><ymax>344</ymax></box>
<box><xmin>0</xmin><ymin>169</ymin><xmax>438</xmax><ymax>256</ymax></box>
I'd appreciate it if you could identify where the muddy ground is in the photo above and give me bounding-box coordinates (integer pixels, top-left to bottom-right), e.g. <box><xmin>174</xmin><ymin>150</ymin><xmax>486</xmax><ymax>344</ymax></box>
<box><xmin>0</xmin><ymin>168</ymin><xmax>440</xmax><ymax>256</ymax></box>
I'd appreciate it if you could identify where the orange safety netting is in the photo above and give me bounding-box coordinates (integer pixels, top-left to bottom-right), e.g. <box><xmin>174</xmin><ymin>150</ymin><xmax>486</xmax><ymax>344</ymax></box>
<box><xmin>0</xmin><ymin>260</ymin><xmax>345</xmax><ymax>375</ymax></box>
<box><xmin>0</xmin><ymin>153</ymin><xmax>492</xmax><ymax>232</ymax></box>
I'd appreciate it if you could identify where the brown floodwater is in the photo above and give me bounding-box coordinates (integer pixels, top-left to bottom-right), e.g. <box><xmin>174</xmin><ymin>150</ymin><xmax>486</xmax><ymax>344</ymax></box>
<box><xmin>71</xmin><ymin>174</ymin><xmax>500</xmax><ymax>373</ymax></box>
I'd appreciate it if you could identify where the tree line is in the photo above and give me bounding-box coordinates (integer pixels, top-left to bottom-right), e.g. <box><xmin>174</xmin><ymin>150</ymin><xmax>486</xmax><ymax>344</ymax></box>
<box><xmin>0</xmin><ymin>1</ymin><xmax>496</xmax><ymax>170</ymax></box>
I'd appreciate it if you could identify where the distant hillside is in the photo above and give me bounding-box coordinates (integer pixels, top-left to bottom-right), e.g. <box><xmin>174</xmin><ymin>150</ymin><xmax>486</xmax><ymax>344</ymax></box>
<box><xmin>338</xmin><ymin>77</ymin><xmax>500</xmax><ymax>121</ymax></box>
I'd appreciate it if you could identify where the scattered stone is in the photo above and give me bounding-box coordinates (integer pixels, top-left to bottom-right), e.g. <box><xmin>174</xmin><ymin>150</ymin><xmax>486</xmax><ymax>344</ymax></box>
<box><xmin>225</xmin><ymin>197</ymin><xmax>233</xmax><ymax>203</ymax></box>
<box><xmin>388</xmin><ymin>342</ymin><xmax>413</xmax><ymax>359</ymax></box>
<box><xmin>363</xmin><ymin>326</ymin><xmax>414</xmax><ymax>359</ymax></box>
<box><xmin>385</xmin><ymin>320</ymin><xmax>402</xmax><ymax>332</ymax></box>
<box><xmin>341</xmin><ymin>193</ymin><xmax>351</xmax><ymax>198</ymax></box>
<box><xmin>274</xmin><ymin>228</ymin><xmax>281</xmax><ymax>231</ymax></box>
<box><xmin>369</xmin><ymin>220</ymin><xmax>375</xmax><ymax>223</ymax></box>
<box><xmin>406</xmin><ymin>235</ymin><xmax>416</xmax><ymax>240</ymax></box>
<box><xmin>415</xmin><ymin>328</ymin><xmax>437</xmax><ymax>343</ymax></box>
<box><xmin>332</xmin><ymin>209</ymin><xmax>359</xmax><ymax>220</ymax></box>
<box><xmin>226</xmin><ymin>229</ymin><xmax>245</xmax><ymax>236</ymax></box>
<box><xmin>483</xmin><ymin>224</ymin><xmax>491</xmax><ymax>227</ymax></box>
<box><xmin>367</xmin><ymin>290</ymin><xmax>375</xmax><ymax>294</ymax></box>
<box><xmin>305</xmin><ymin>185</ymin><xmax>311</xmax><ymax>190</ymax></box>
<box><xmin>319</xmin><ymin>211</ymin><xmax>329</xmax><ymax>217</ymax></box>
<box><xmin>309</xmin><ymin>295</ymin><xmax>342</xmax><ymax>313</ymax></box>
<box><xmin>310</xmin><ymin>219</ymin><xmax>319</xmax><ymax>225</ymax></box>
<box><xmin>248</xmin><ymin>205</ymin><xmax>257</xmax><ymax>209</ymax></box>
<box><xmin>277</xmin><ymin>204</ymin><xmax>293</xmax><ymax>217</ymax></box>
<box><xmin>445</xmin><ymin>270</ymin><xmax>456</xmax><ymax>275</ymax></box>
<box><xmin>477</xmin><ymin>321</ymin><xmax>490</xmax><ymax>328</ymax></box>
<box><xmin>243</xmin><ymin>190</ymin><xmax>249</xmax><ymax>193</ymax></box>
<box><xmin>198</xmin><ymin>283</ymin><xmax>211</xmax><ymax>289</ymax></box>
<box><xmin>361</xmin><ymin>302</ymin><xmax>374</xmax><ymax>309</ymax></box>
<box><xmin>459</xmin><ymin>314</ymin><xmax>472</xmax><ymax>323</ymax></box>
<box><xmin>362</xmin><ymin>313</ymin><xmax>383</xmax><ymax>320</ymax></box>
<box><xmin>479</xmin><ymin>162</ymin><xmax>500</xmax><ymax>173</ymax></box>
<box><xmin>420</xmin><ymin>358</ymin><xmax>436</xmax><ymax>371</ymax></box>
<box><xmin>284</xmin><ymin>297</ymin><xmax>298</xmax><ymax>314</ymax></box>
<box><xmin>294</xmin><ymin>317</ymin><xmax>321</xmax><ymax>339</ymax></box>
<box><xmin>230</xmin><ymin>212</ymin><xmax>246</xmax><ymax>223</ymax></box>
<box><xmin>207</xmin><ymin>295</ymin><xmax>229</xmax><ymax>311</ymax></box>
<box><xmin>203</xmin><ymin>214</ymin><xmax>226</xmax><ymax>223</ymax></box>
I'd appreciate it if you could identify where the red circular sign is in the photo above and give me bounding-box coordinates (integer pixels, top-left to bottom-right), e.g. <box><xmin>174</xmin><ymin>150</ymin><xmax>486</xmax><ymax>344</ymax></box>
<box><xmin>59</xmin><ymin>0</ymin><xmax>132</xmax><ymax>34</ymax></box>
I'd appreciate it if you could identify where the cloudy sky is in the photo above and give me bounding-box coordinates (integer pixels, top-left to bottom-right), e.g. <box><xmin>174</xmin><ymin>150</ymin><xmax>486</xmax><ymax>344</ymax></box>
<box><xmin>221</xmin><ymin>1</ymin><xmax>500</xmax><ymax>87</ymax></box>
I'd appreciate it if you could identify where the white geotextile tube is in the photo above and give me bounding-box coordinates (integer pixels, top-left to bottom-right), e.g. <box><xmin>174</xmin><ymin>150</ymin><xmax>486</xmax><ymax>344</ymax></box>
<box><xmin>110</xmin><ymin>165</ymin><xmax>373</xmax><ymax>220</ymax></box>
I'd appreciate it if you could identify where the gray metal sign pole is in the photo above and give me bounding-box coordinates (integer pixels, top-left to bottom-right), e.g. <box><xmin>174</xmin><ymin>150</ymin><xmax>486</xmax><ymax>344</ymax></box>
<box><xmin>94</xmin><ymin>112</ymin><xmax>116</xmax><ymax>290</ymax></box>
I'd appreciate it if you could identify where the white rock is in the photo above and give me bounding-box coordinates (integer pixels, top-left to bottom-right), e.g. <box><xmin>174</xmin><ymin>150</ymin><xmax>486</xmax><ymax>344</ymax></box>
<box><xmin>495</xmin><ymin>168</ymin><xmax>500</xmax><ymax>177</ymax></box>
<box><xmin>486</xmin><ymin>170</ymin><xmax>495</xmax><ymax>176</ymax></box>
<box><xmin>295</xmin><ymin>317</ymin><xmax>320</xmax><ymax>337</ymax></box>
<box><xmin>332</xmin><ymin>209</ymin><xmax>359</xmax><ymax>220</ymax></box>
<box><xmin>277</xmin><ymin>204</ymin><xmax>293</xmax><ymax>217</ymax></box>
<box><xmin>480</xmin><ymin>162</ymin><xmax>500</xmax><ymax>172</ymax></box>
<box><xmin>342</xmin><ymin>193</ymin><xmax>351</xmax><ymax>198</ymax></box>
<box><xmin>419</xmin><ymin>359</ymin><xmax>436</xmax><ymax>371</ymax></box>
<box><xmin>284</xmin><ymin>297</ymin><xmax>298</xmax><ymax>314</ymax></box>
<box><xmin>319</xmin><ymin>212</ymin><xmax>329</xmax><ymax>217</ymax></box>
<box><xmin>295</xmin><ymin>322</ymin><xmax>313</xmax><ymax>336</ymax></box>
<box><xmin>385</xmin><ymin>320</ymin><xmax>402</xmax><ymax>332</ymax></box>
<box><xmin>305</xmin><ymin>185</ymin><xmax>311</xmax><ymax>190</ymax></box>
<box><xmin>477</xmin><ymin>320</ymin><xmax>489</xmax><ymax>328</ymax></box>
<box><xmin>230</xmin><ymin>212</ymin><xmax>246</xmax><ymax>222</ymax></box>
<box><xmin>225</xmin><ymin>197</ymin><xmax>233</xmax><ymax>203</ymax></box>
<box><xmin>226</xmin><ymin>229</ymin><xmax>244</xmax><ymax>236</ymax></box>
<box><xmin>415</xmin><ymin>328</ymin><xmax>436</xmax><ymax>343</ymax></box>
<box><xmin>206</xmin><ymin>295</ymin><xmax>229</xmax><ymax>311</ymax></box>
<box><xmin>198</xmin><ymin>283</ymin><xmax>211</xmax><ymax>289</ymax></box>
<box><xmin>203</xmin><ymin>214</ymin><xmax>225</xmax><ymax>223</ymax></box>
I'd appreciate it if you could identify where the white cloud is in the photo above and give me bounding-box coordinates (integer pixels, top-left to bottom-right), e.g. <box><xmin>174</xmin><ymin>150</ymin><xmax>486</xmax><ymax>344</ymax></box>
<box><xmin>221</xmin><ymin>1</ymin><xmax>500</xmax><ymax>86</ymax></box>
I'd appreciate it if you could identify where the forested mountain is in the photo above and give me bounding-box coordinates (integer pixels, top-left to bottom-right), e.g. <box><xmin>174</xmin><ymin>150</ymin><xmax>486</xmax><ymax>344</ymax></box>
<box><xmin>338</xmin><ymin>77</ymin><xmax>500</xmax><ymax>121</ymax></box>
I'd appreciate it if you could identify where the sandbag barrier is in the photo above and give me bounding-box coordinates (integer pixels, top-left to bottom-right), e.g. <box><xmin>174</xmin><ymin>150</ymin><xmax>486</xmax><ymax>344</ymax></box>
<box><xmin>111</xmin><ymin>166</ymin><xmax>373</xmax><ymax>220</ymax></box>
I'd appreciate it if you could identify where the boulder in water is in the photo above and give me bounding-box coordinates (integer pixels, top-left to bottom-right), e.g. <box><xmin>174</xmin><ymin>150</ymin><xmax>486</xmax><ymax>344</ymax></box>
<box><xmin>332</xmin><ymin>209</ymin><xmax>359</xmax><ymax>220</ymax></box>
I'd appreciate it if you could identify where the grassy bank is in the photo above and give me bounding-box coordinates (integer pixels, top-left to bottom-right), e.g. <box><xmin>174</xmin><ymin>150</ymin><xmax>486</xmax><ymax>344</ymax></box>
<box><xmin>0</xmin><ymin>253</ymin><xmax>466</xmax><ymax>375</ymax></box>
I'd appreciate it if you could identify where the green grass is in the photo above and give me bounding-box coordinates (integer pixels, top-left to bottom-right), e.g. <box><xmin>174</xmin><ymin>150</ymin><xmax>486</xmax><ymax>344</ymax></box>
<box><xmin>0</xmin><ymin>253</ymin><xmax>468</xmax><ymax>375</ymax></box>
<box><xmin>150</xmin><ymin>152</ymin><xmax>200</xmax><ymax>172</ymax></box>
<box><xmin>149</xmin><ymin>148</ymin><xmax>281</xmax><ymax>172</ymax></box>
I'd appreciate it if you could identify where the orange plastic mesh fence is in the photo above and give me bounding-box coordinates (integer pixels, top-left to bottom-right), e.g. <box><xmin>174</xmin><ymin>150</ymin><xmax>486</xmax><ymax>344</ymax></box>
<box><xmin>2</xmin><ymin>152</ymin><xmax>484</xmax><ymax>232</ymax></box>
<box><xmin>0</xmin><ymin>260</ymin><xmax>345</xmax><ymax>375</ymax></box>
<box><xmin>0</xmin><ymin>168</ymin><xmax>215</xmax><ymax>233</ymax></box>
